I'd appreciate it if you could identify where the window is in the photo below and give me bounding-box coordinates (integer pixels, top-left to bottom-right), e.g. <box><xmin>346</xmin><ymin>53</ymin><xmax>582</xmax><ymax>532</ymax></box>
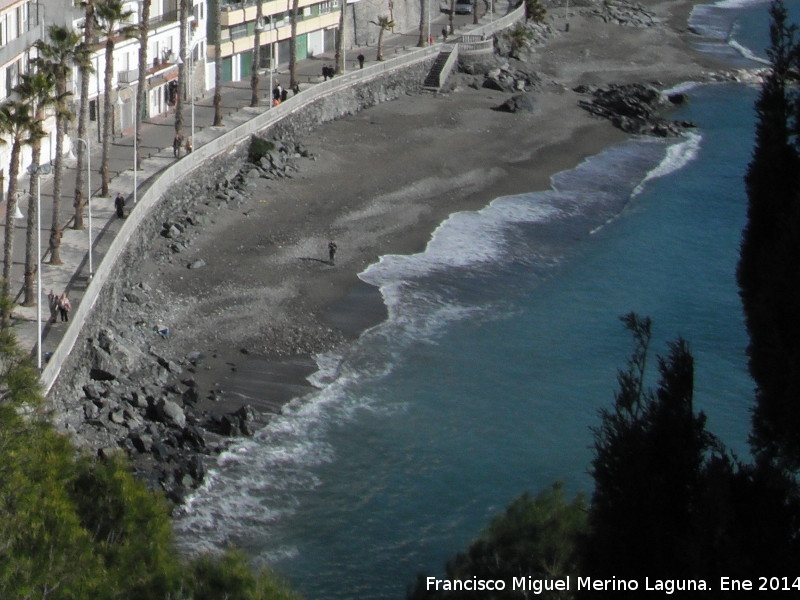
<box><xmin>230</xmin><ymin>23</ymin><xmax>247</xmax><ymax>39</ymax></box>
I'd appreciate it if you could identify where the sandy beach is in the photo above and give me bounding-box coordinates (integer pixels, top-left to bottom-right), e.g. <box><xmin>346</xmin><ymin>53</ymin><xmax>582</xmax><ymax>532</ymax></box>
<box><xmin>138</xmin><ymin>0</ymin><xmax>731</xmax><ymax>414</ymax></box>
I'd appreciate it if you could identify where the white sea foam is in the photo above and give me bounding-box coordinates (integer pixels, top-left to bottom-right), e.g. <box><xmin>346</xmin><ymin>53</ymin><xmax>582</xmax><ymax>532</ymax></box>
<box><xmin>633</xmin><ymin>132</ymin><xmax>703</xmax><ymax>197</ymax></box>
<box><xmin>175</xmin><ymin>139</ymin><xmax>684</xmax><ymax>561</ymax></box>
<box><xmin>728</xmin><ymin>37</ymin><xmax>770</xmax><ymax>65</ymax></box>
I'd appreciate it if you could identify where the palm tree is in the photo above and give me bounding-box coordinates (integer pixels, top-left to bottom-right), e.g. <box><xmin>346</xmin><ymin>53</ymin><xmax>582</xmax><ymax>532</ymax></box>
<box><xmin>251</xmin><ymin>0</ymin><xmax>263</xmax><ymax>107</ymax></box>
<box><xmin>289</xmin><ymin>0</ymin><xmax>300</xmax><ymax>88</ymax></box>
<box><xmin>74</xmin><ymin>0</ymin><xmax>95</xmax><ymax>226</ymax></box>
<box><xmin>175</xmin><ymin>0</ymin><xmax>189</xmax><ymax>140</ymax></box>
<box><xmin>0</xmin><ymin>101</ymin><xmax>41</xmax><ymax>328</ymax></box>
<box><xmin>449</xmin><ymin>0</ymin><xmax>455</xmax><ymax>34</ymax></box>
<box><xmin>15</xmin><ymin>71</ymin><xmax>56</xmax><ymax>305</ymax></box>
<box><xmin>35</xmin><ymin>25</ymin><xmax>85</xmax><ymax>265</ymax></box>
<box><xmin>136</xmin><ymin>0</ymin><xmax>151</xmax><ymax>170</ymax></box>
<box><xmin>335</xmin><ymin>0</ymin><xmax>345</xmax><ymax>74</ymax></box>
<box><xmin>213</xmin><ymin>0</ymin><xmax>223</xmax><ymax>126</ymax></box>
<box><xmin>94</xmin><ymin>0</ymin><xmax>135</xmax><ymax>197</ymax></box>
<box><xmin>417</xmin><ymin>0</ymin><xmax>426</xmax><ymax>47</ymax></box>
<box><xmin>370</xmin><ymin>16</ymin><xmax>395</xmax><ymax>61</ymax></box>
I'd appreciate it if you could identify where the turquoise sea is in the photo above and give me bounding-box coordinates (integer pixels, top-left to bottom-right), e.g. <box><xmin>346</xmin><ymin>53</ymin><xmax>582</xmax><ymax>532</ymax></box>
<box><xmin>175</xmin><ymin>1</ymin><xmax>789</xmax><ymax>598</ymax></box>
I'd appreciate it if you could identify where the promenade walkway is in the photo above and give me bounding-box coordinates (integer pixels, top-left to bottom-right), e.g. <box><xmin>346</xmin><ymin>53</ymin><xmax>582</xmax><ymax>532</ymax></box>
<box><xmin>1</xmin><ymin>7</ymin><xmax>517</xmax><ymax>388</ymax></box>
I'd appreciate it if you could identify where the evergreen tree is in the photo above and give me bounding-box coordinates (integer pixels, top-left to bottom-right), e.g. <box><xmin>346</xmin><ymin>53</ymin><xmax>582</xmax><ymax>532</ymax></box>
<box><xmin>582</xmin><ymin>314</ymin><xmax>722</xmax><ymax>579</ymax></box>
<box><xmin>407</xmin><ymin>483</ymin><xmax>586</xmax><ymax>600</ymax></box>
<box><xmin>739</xmin><ymin>0</ymin><xmax>800</xmax><ymax>470</ymax></box>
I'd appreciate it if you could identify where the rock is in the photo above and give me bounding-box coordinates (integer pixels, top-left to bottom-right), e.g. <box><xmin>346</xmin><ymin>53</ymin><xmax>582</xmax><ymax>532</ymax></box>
<box><xmin>130</xmin><ymin>432</ymin><xmax>153</xmax><ymax>453</ymax></box>
<box><xmin>155</xmin><ymin>398</ymin><xmax>187</xmax><ymax>429</ymax></box>
<box><xmin>188</xmin><ymin>259</ymin><xmax>206</xmax><ymax>269</ymax></box>
<box><xmin>496</xmin><ymin>93</ymin><xmax>538</xmax><ymax>113</ymax></box>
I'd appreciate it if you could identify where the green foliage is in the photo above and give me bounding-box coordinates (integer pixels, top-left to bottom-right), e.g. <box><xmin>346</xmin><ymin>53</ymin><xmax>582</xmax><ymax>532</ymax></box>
<box><xmin>507</xmin><ymin>24</ymin><xmax>533</xmax><ymax>57</ymax></box>
<box><xmin>407</xmin><ymin>483</ymin><xmax>585</xmax><ymax>599</ymax></box>
<box><xmin>738</xmin><ymin>0</ymin><xmax>800</xmax><ymax>470</ymax></box>
<box><xmin>190</xmin><ymin>548</ymin><xmax>302</xmax><ymax>600</ymax></box>
<box><xmin>584</xmin><ymin>314</ymin><xmax>722</xmax><ymax>578</ymax></box>
<box><xmin>524</xmin><ymin>0</ymin><xmax>546</xmax><ymax>23</ymax></box>
<box><xmin>0</xmin><ymin>311</ymin><xmax>300</xmax><ymax>600</ymax></box>
<box><xmin>248</xmin><ymin>135</ymin><xmax>276</xmax><ymax>164</ymax></box>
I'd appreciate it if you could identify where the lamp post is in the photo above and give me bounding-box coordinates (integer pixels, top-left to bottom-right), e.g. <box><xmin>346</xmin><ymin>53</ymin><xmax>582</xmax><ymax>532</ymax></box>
<box><xmin>26</xmin><ymin>163</ymin><xmax>51</xmax><ymax>370</ymax></box>
<box><xmin>74</xmin><ymin>137</ymin><xmax>93</xmax><ymax>278</ymax></box>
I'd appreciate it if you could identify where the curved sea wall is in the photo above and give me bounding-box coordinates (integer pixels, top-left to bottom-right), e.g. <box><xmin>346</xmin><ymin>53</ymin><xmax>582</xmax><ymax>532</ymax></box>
<box><xmin>44</xmin><ymin>47</ymin><xmax>442</xmax><ymax>426</ymax></box>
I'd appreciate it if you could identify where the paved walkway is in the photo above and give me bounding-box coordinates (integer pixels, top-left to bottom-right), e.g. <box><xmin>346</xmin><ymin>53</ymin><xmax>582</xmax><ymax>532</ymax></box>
<box><xmin>3</xmin><ymin>9</ymin><xmax>487</xmax><ymax>369</ymax></box>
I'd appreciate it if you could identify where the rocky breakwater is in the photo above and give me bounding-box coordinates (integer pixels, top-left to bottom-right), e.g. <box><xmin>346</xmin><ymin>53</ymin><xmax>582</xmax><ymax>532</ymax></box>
<box><xmin>54</xmin><ymin>137</ymin><xmax>315</xmax><ymax>505</ymax></box>
<box><xmin>576</xmin><ymin>83</ymin><xmax>696</xmax><ymax>136</ymax></box>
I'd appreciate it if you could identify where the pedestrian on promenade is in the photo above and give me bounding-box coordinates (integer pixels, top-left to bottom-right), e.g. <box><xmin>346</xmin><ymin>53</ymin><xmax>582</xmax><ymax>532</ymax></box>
<box><xmin>173</xmin><ymin>133</ymin><xmax>183</xmax><ymax>157</ymax></box>
<box><xmin>57</xmin><ymin>293</ymin><xmax>71</xmax><ymax>322</ymax></box>
<box><xmin>47</xmin><ymin>290</ymin><xmax>58</xmax><ymax>323</ymax></box>
<box><xmin>114</xmin><ymin>193</ymin><xmax>126</xmax><ymax>218</ymax></box>
<box><xmin>442</xmin><ymin>27</ymin><xmax>447</xmax><ymax>41</ymax></box>
<box><xmin>185</xmin><ymin>137</ymin><xmax>193</xmax><ymax>154</ymax></box>
<box><xmin>292</xmin><ymin>82</ymin><xmax>300</xmax><ymax>96</ymax></box>
<box><xmin>357</xmin><ymin>53</ymin><xmax>365</xmax><ymax>69</ymax></box>
<box><xmin>328</xmin><ymin>240</ymin><xmax>337</xmax><ymax>265</ymax></box>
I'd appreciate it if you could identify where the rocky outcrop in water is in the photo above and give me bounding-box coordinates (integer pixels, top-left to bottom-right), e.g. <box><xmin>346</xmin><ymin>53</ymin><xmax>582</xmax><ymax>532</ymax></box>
<box><xmin>575</xmin><ymin>83</ymin><xmax>696</xmax><ymax>136</ymax></box>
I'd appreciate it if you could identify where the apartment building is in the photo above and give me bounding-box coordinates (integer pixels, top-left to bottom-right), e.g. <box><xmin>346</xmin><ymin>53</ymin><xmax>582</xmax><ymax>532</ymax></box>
<box><xmin>73</xmin><ymin>0</ymin><xmax>207</xmax><ymax>139</ymax></box>
<box><xmin>211</xmin><ymin>0</ymin><xmax>342</xmax><ymax>83</ymax></box>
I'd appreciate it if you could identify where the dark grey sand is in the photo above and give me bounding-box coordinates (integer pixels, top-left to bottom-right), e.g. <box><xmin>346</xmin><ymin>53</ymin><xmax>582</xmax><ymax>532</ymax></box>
<box><xmin>142</xmin><ymin>1</ymin><xmax>731</xmax><ymax>413</ymax></box>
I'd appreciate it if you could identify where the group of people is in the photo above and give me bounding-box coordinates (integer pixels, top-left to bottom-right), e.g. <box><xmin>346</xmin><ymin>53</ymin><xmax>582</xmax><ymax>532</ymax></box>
<box><xmin>172</xmin><ymin>133</ymin><xmax>193</xmax><ymax>157</ymax></box>
<box><xmin>47</xmin><ymin>291</ymin><xmax>71</xmax><ymax>323</ymax></box>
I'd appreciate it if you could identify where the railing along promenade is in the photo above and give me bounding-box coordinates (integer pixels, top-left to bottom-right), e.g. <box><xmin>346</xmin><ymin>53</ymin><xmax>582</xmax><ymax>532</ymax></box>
<box><xmin>39</xmin><ymin>5</ymin><xmax>525</xmax><ymax>395</ymax></box>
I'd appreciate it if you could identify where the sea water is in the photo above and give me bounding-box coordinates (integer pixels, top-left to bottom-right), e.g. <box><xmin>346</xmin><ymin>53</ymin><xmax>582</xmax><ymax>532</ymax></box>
<box><xmin>175</xmin><ymin>1</ymin><xmax>785</xmax><ymax>598</ymax></box>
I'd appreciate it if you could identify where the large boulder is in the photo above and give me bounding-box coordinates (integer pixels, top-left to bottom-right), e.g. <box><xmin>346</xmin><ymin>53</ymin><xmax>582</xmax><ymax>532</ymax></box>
<box><xmin>154</xmin><ymin>398</ymin><xmax>186</xmax><ymax>429</ymax></box>
<box><xmin>496</xmin><ymin>93</ymin><xmax>538</xmax><ymax>114</ymax></box>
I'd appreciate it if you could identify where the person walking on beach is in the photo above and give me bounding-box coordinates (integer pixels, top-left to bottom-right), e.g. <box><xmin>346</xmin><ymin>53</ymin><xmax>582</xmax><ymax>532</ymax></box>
<box><xmin>57</xmin><ymin>293</ymin><xmax>71</xmax><ymax>322</ymax></box>
<box><xmin>328</xmin><ymin>240</ymin><xmax>337</xmax><ymax>265</ymax></box>
<box><xmin>114</xmin><ymin>193</ymin><xmax>126</xmax><ymax>218</ymax></box>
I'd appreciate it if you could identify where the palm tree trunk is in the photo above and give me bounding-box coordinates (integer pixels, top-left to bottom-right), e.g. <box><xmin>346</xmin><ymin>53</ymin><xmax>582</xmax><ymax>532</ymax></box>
<box><xmin>289</xmin><ymin>0</ymin><xmax>299</xmax><ymax>87</ymax></box>
<box><xmin>73</xmin><ymin>0</ymin><xmax>94</xmax><ymax>230</ymax></box>
<box><xmin>48</xmin><ymin>83</ymin><xmax>66</xmax><ymax>265</ymax></box>
<box><xmin>418</xmin><ymin>0</ymin><xmax>426</xmax><ymax>46</ymax></box>
<box><xmin>136</xmin><ymin>0</ymin><xmax>151</xmax><ymax>170</ymax></box>
<box><xmin>175</xmin><ymin>0</ymin><xmax>188</xmax><ymax>138</ymax></box>
<box><xmin>335</xmin><ymin>0</ymin><xmax>345</xmax><ymax>74</ymax></box>
<box><xmin>213</xmin><ymin>3</ymin><xmax>223</xmax><ymax>126</ymax></box>
<box><xmin>100</xmin><ymin>39</ymin><xmax>114</xmax><ymax>197</ymax></box>
<box><xmin>449</xmin><ymin>0</ymin><xmax>455</xmax><ymax>33</ymax></box>
<box><xmin>251</xmin><ymin>0</ymin><xmax>263</xmax><ymax>107</ymax></box>
<box><xmin>2</xmin><ymin>140</ymin><xmax>22</xmax><ymax>326</ymax></box>
<box><xmin>24</xmin><ymin>113</ymin><xmax>43</xmax><ymax>305</ymax></box>
<box><xmin>376</xmin><ymin>25</ymin><xmax>385</xmax><ymax>60</ymax></box>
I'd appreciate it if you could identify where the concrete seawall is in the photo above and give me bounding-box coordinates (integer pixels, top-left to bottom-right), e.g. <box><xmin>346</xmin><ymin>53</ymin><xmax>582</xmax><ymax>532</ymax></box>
<box><xmin>44</xmin><ymin>48</ymin><xmax>439</xmax><ymax>421</ymax></box>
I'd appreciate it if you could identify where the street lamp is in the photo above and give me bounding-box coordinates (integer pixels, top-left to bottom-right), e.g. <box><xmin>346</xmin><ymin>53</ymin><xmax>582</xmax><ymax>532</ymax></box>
<box><xmin>26</xmin><ymin>162</ymin><xmax>51</xmax><ymax>370</ymax></box>
<box><xmin>74</xmin><ymin>137</ymin><xmax>93</xmax><ymax>278</ymax></box>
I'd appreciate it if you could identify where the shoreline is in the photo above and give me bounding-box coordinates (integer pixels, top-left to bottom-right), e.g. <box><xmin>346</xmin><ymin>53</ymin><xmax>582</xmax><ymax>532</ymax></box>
<box><xmin>80</xmin><ymin>0</ymin><xmax>748</xmax><ymax>497</ymax></box>
<box><xmin>158</xmin><ymin>0</ymin><xmax>732</xmax><ymax>414</ymax></box>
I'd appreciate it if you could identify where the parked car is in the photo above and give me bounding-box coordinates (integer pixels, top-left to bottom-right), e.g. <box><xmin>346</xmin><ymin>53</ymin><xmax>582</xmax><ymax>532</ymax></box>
<box><xmin>454</xmin><ymin>0</ymin><xmax>473</xmax><ymax>13</ymax></box>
